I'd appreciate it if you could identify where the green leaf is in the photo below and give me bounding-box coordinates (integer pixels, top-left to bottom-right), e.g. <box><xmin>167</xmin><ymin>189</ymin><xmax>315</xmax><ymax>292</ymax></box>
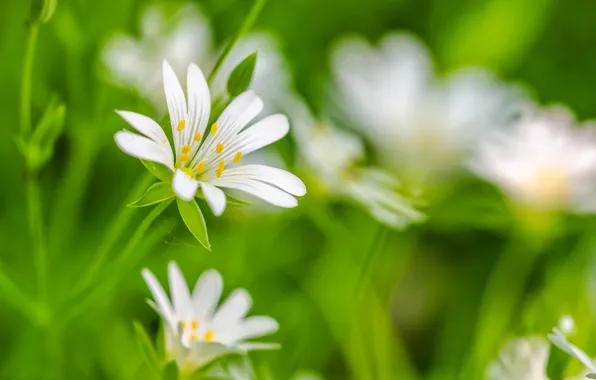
<box><xmin>226</xmin><ymin>52</ymin><xmax>257</xmax><ymax>97</ymax></box>
<box><xmin>129</xmin><ymin>182</ymin><xmax>175</xmax><ymax>207</ymax></box>
<box><xmin>30</xmin><ymin>0</ymin><xmax>57</xmax><ymax>24</ymax></box>
<box><xmin>162</xmin><ymin>361</ymin><xmax>179</xmax><ymax>380</ymax></box>
<box><xmin>142</xmin><ymin>160</ymin><xmax>173</xmax><ymax>183</ymax></box>
<box><xmin>177</xmin><ymin>198</ymin><xmax>211</xmax><ymax>250</ymax></box>
<box><xmin>133</xmin><ymin>321</ymin><xmax>161</xmax><ymax>377</ymax></box>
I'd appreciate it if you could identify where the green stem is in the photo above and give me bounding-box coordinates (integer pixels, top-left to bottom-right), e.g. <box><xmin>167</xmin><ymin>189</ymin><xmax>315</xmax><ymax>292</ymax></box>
<box><xmin>64</xmin><ymin>199</ymin><xmax>173</xmax><ymax>322</ymax></box>
<box><xmin>20</xmin><ymin>23</ymin><xmax>39</xmax><ymax>136</ymax></box>
<box><xmin>207</xmin><ymin>0</ymin><xmax>267</xmax><ymax>83</ymax></box>
<box><xmin>27</xmin><ymin>178</ymin><xmax>48</xmax><ymax>304</ymax></box>
<box><xmin>0</xmin><ymin>264</ymin><xmax>42</xmax><ymax>324</ymax></box>
<box><xmin>67</xmin><ymin>172</ymin><xmax>155</xmax><ymax>301</ymax></box>
<box><xmin>356</xmin><ymin>225</ymin><xmax>388</xmax><ymax>297</ymax></box>
<box><xmin>460</xmin><ymin>238</ymin><xmax>540</xmax><ymax>379</ymax></box>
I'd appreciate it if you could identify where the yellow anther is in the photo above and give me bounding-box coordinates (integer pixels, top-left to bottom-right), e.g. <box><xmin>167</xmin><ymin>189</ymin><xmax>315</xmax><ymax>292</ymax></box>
<box><xmin>194</xmin><ymin>132</ymin><xmax>202</xmax><ymax>142</ymax></box>
<box><xmin>205</xmin><ymin>330</ymin><xmax>214</xmax><ymax>342</ymax></box>
<box><xmin>191</xmin><ymin>320</ymin><xmax>199</xmax><ymax>329</ymax></box>
<box><xmin>179</xmin><ymin>153</ymin><xmax>191</xmax><ymax>161</ymax></box>
<box><xmin>181</xmin><ymin>145</ymin><xmax>192</xmax><ymax>153</ymax></box>
<box><xmin>218</xmin><ymin>160</ymin><xmax>225</xmax><ymax>171</ymax></box>
<box><xmin>196</xmin><ymin>161</ymin><xmax>206</xmax><ymax>174</ymax></box>
<box><xmin>216</xmin><ymin>170</ymin><xmax>223</xmax><ymax>178</ymax></box>
<box><xmin>233</xmin><ymin>152</ymin><xmax>243</xmax><ymax>164</ymax></box>
<box><xmin>210</xmin><ymin>123</ymin><xmax>219</xmax><ymax>135</ymax></box>
<box><xmin>177</xmin><ymin>120</ymin><xmax>186</xmax><ymax>131</ymax></box>
<box><xmin>181</xmin><ymin>321</ymin><xmax>188</xmax><ymax>329</ymax></box>
<box><xmin>216</xmin><ymin>143</ymin><xmax>224</xmax><ymax>154</ymax></box>
<box><xmin>190</xmin><ymin>334</ymin><xmax>199</xmax><ymax>341</ymax></box>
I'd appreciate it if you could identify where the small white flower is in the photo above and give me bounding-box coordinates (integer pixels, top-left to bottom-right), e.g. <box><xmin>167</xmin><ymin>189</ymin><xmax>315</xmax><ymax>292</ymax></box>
<box><xmin>331</xmin><ymin>32</ymin><xmax>520</xmax><ymax>181</ymax></box>
<box><xmin>142</xmin><ymin>262</ymin><xmax>279</xmax><ymax>372</ymax></box>
<box><xmin>291</xmin><ymin>100</ymin><xmax>425</xmax><ymax>229</ymax></box>
<box><xmin>549</xmin><ymin>324</ymin><xmax>596</xmax><ymax>374</ymax></box>
<box><xmin>559</xmin><ymin>315</ymin><xmax>576</xmax><ymax>336</ymax></box>
<box><xmin>115</xmin><ymin>60</ymin><xmax>306</xmax><ymax>215</ymax></box>
<box><xmin>470</xmin><ymin>108</ymin><xmax>596</xmax><ymax>212</ymax></box>
<box><xmin>103</xmin><ymin>3</ymin><xmax>213</xmax><ymax>110</ymax></box>
<box><xmin>487</xmin><ymin>336</ymin><xmax>549</xmax><ymax>380</ymax></box>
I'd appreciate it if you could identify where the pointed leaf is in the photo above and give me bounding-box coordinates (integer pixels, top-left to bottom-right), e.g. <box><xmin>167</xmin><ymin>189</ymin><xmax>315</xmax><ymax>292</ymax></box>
<box><xmin>129</xmin><ymin>182</ymin><xmax>175</xmax><ymax>207</ymax></box>
<box><xmin>133</xmin><ymin>321</ymin><xmax>161</xmax><ymax>376</ymax></box>
<box><xmin>162</xmin><ymin>361</ymin><xmax>179</xmax><ymax>380</ymax></box>
<box><xmin>142</xmin><ymin>160</ymin><xmax>173</xmax><ymax>183</ymax></box>
<box><xmin>177</xmin><ymin>198</ymin><xmax>211</xmax><ymax>250</ymax></box>
<box><xmin>30</xmin><ymin>0</ymin><xmax>57</xmax><ymax>24</ymax></box>
<box><xmin>226</xmin><ymin>52</ymin><xmax>257</xmax><ymax>97</ymax></box>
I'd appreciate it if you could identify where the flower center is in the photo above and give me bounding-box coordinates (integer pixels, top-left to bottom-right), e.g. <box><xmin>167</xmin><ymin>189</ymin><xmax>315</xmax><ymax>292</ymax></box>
<box><xmin>180</xmin><ymin>319</ymin><xmax>215</xmax><ymax>343</ymax></box>
<box><xmin>524</xmin><ymin>166</ymin><xmax>570</xmax><ymax>208</ymax></box>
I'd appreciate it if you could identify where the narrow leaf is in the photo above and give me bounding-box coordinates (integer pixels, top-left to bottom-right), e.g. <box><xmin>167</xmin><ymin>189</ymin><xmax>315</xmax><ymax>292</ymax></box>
<box><xmin>142</xmin><ymin>160</ymin><xmax>173</xmax><ymax>183</ymax></box>
<box><xmin>226</xmin><ymin>52</ymin><xmax>258</xmax><ymax>97</ymax></box>
<box><xmin>133</xmin><ymin>321</ymin><xmax>161</xmax><ymax>376</ymax></box>
<box><xmin>162</xmin><ymin>361</ymin><xmax>179</xmax><ymax>380</ymax></box>
<box><xmin>177</xmin><ymin>198</ymin><xmax>211</xmax><ymax>250</ymax></box>
<box><xmin>129</xmin><ymin>182</ymin><xmax>175</xmax><ymax>207</ymax></box>
<box><xmin>30</xmin><ymin>0</ymin><xmax>57</xmax><ymax>24</ymax></box>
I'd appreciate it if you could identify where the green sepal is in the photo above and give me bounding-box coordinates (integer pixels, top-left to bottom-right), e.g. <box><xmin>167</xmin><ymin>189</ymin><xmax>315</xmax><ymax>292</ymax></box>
<box><xmin>142</xmin><ymin>160</ymin><xmax>173</xmax><ymax>183</ymax></box>
<box><xmin>177</xmin><ymin>198</ymin><xmax>211</xmax><ymax>250</ymax></box>
<box><xmin>133</xmin><ymin>320</ymin><xmax>161</xmax><ymax>377</ymax></box>
<box><xmin>129</xmin><ymin>182</ymin><xmax>175</xmax><ymax>207</ymax></box>
<box><xmin>162</xmin><ymin>361</ymin><xmax>179</xmax><ymax>380</ymax></box>
<box><xmin>226</xmin><ymin>52</ymin><xmax>257</xmax><ymax>97</ymax></box>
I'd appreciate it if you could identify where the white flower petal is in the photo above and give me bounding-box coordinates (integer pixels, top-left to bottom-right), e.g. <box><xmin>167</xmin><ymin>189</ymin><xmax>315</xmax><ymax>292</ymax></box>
<box><xmin>191</xmin><ymin>269</ymin><xmax>223</xmax><ymax>321</ymax></box>
<box><xmin>116</xmin><ymin>110</ymin><xmax>169</xmax><ymax>145</ymax></box>
<box><xmin>186</xmin><ymin>341</ymin><xmax>242</xmax><ymax>369</ymax></box>
<box><xmin>217</xmin><ymin>164</ymin><xmax>306</xmax><ymax>196</ymax></box>
<box><xmin>549</xmin><ymin>331</ymin><xmax>596</xmax><ymax>373</ymax></box>
<box><xmin>142</xmin><ymin>268</ymin><xmax>177</xmax><ymax>330</ymax></box>
<box><xmin>237</xmin><ymin>342</ymin><xmax>281</xmax><ymax>351</ymax></box>
<box><xmin>163</xmin><ymin>60</ymin><xmax>188</xmax><ymax>151</ymax></box>
<box><xmin>212</xmin><ymin>289</ymin><xmax>252</xmax><ymax>329</ymax></box>
<box><xmin>168</xmin><ymin>261</ymin><xmax>193</xmax><ymax>319</ymax></box>
<box><xmin>114</xmin><ymin>130</ymin><xmax>174</xmax><ymax>169</ymax></box>
<box><xmin>233</xmin><ymin>316</ymin><xmax>279</xmax><ymax>341</ymax></box>
<box><xmin>200</xmin><ymin>182</ymin><xmax>227</xmax><ymax>216</ymax></box>
<box><xmin>172</xmin><ymin>170</ymin><xmax>199</xmax><ymax>201</ymax></box>
<box><xmin>209</xmin><ymin>177</ymin><xmax>298</xmax><ymax>208</ymax></box>
<box><xmin>186</xmin><ymin>63</ymin><xmax>211</xmax><ymax>145</ymax></box>
<box><xmin>235</xmin><ymin>114</ymin><xmax>289</xmax><ymax>156</ymax></box>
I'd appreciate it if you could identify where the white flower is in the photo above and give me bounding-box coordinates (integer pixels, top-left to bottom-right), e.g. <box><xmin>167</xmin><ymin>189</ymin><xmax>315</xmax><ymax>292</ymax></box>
<box><xmin>559</xmin><ymin>315</ymin><xmax>576</xmax><ymax>335</ymax></box>
<box><xmin>142</xmin><ymin>262</ymin><xmax>279</xmax><ymax>372</ymax></box>
<box><xmin>470</xmin><ymin>108</ymin><xmax>596</xmax><ymax>212</ymax></box>
<box><xmin>549</xmin><ymin>325</ymin><xmax>596</xmax><ymax>374</ymax></box>
<box><xmin>291</xmin><ymin>99</ymin><xmax>425</xmax><ymax>229</ymax></box>
<box><xmin>115</xmin><ymin>60</ymin><xmax>306</xmax><ymax>215</ymax></box>
<box><xmin>331</xmin><ymin>32</ymin><xmax>520</xmax><ymax>181</ymax></box>
<box><xmin>103</xmin><ymin>3</ymin><xmax>213</xmax><ymax>110</ymax></box>
<box><xmin>487</xmin><ymin>337</ymin><xmax>549</xmax><ymax>380</ymax></box>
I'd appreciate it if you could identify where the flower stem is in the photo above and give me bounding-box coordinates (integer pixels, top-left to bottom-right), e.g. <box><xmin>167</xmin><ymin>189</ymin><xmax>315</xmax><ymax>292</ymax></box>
<box><xmin>67</xmin><ymin>172</ymin><xmax>155</xmax><ymax>301</ymax></box>
<box><xmin>356</xmin><ymin>225</ymin><xmax>389</xmax><ymax>297</ymax></box>
<box><xmin>207</xmin><ymin>0</ymin><xmax>267</xmax><ymax>84</ymax></box>
<box><xmin>20</xmin><ymin>22</ymin><xmax>39</xmax><ymax>136</ymax></box>
<box><xmin>27</xmin><ymin>178</ymin><xmax>48</xmax><ymax>304</ymax></box>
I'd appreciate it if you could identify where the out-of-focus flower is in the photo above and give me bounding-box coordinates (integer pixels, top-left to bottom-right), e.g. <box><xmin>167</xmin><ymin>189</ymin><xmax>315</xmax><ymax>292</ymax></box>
<box><xmin>487</xmin><ymin>336</ymin><xmax>549</xmax><ymax>380</ymax></box>
<box><xmin>549</xmin><ymin>321</ymin><xmax>596</xmax><ymax>375</ymax></box>
<box><xmin>470</xmin><ymin>108</ymin><xmax>596</xmax><ymax>213</ymax></box>
<box><xmin>559</xmin><ymin>315</ymin><xmax>576</xmax><ymax>336</ymax></box>
<box><xmin>103</xmin><ymin>3</ymin><xmax>213</xmax><ymax>110</ymax></box>
<box><xmin>291</xmin><ymin>100</ymin><xmax>425</xmax><ymax>229</ymax></box>
<box><xmin>331</xmin><ymin>32</ymin><xmax>520</xmax><ymax>185</ymax></box>
<box><xmin>142</xmin><ymin>262</ymin><xmax>279</xmax><ymax>373</ymax></box>
<box><xmin>115</xmin><ymin>61</ymin><xmax>306</xmax><ymax>215</ymax></box>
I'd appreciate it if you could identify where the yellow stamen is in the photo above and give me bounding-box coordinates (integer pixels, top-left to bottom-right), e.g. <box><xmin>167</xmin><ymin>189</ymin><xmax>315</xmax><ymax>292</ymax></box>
<box><xmin>233</xmin><ymin>152</ymin><xmax>243</xmax><ymax>163</ymax></box>
<box><xmin>181</xmin><ymin>145</ymin><xmax>192</xmax><ymax>153</ymax></box>
<box><xmin>181</xmin><ymin>321</ymin><xmax>188</xmax><ymax>329</ymax></box>
<box><xmin>190</xmin><ymin>334</ymin><xmax>199</xmax><ymax>341</ymax></box>
<box><xmin>205</xmin><ymin>330</ymin><xmax>214</xmax><ymax>342</ymax></box>
<box><xmin>194</xmin><ymin>132</ymin><xmax>202</xmax><ymax>142</ymax></box>
<box><xmin>210</xmin><ymin>123</ymin><xmax>219</xmax><ymax>135</ymax></box>
<box><xmin>179</xmin><ymin>153</ymin><xmax>191</xmax><ymax>161</ymax></box>
<box><xmin>177</xmin><ymin>120</ymin><xmax>186</xmax><ymax>131</ymax></box>
<box><xmin>191</xmin><ymin>320</ymin><xmax>199</xmax><ymax>329</ymax></box>
<box><xmin>218</xmin><ymin>160</ymin><xmax>225</xmax><ymax>170</ymax></box>
<box><xmin>196</xmin><ymin>161</ymin><xmax>206</xmax><ymax>174</ymax></box>
<box><xmin>216</xmin><ymin>143</ymin><xmax>224</xmax><ymax>154</ymax></box>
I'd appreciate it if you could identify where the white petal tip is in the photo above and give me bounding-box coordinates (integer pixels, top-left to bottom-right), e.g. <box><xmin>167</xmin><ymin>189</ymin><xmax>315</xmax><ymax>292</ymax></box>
<box><xmin>173</xmin><ymin>170</ymin><xmax>199</xmax><ymax>201</ymax></box>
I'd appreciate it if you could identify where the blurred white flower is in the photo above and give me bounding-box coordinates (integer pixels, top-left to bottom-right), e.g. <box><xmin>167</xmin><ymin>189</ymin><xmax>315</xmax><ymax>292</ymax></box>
<box><xmin>559</xmin><ymin>315</ymin><xmax>576</xmax><ymax>335</ymax></box>
<box><xmin>115</xmin><ymin>61</ymin><xmax>306</xmax><ymax>215</ymax></box>
<box><xmin>103</xmin><ymin>3</ymin><xmax>213</xmax><ymax>110</ymax></box>
<box><xmin>470</xmin><ymin>108</ymin><xmax>596</xmax><ymax>212</ymax></box>
<box><xmin>142</xmin><ymin>262</ymin><xmax>279</xmax><ymax>372</ymax></box>
<box><xmin>549</xmin><ymin>323</ymin><xmax>596</xmax><ymax>375</ymax></box>
<box><xmin>291</xmin><ymin>99</ymin><xmax>425</xmax><ymax>229</ymax></box>
<box><xmin>331</xmin><ymin>32</ymin><xmax>520</xmax><ymax>183</ymax></box>
<box><xmin>487</xmin><ymin>336</ymin><xmax>549</xmax><ymax>380</ymax></box>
